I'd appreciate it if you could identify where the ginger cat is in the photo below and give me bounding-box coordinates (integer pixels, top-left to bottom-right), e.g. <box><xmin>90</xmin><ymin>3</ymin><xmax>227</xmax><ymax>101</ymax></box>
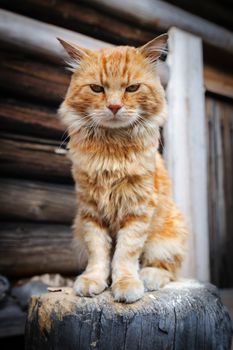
<box><xmin>58</xmin><ymin>34</ymin><xmax>187</xmax><ymax>303</ymax></box>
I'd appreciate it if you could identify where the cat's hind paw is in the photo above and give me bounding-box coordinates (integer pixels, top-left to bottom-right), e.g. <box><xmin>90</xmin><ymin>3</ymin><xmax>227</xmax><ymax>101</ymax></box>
<box><xmin>140</xmin><ymin>267</ymin><xmax>172</xmax><ymax>291</ymax></box>
<box><xmin>74</xmin><ymin>274</ymin><xmax>107</xmax><ymax>297</ymax></box>
<box><xmin>112</xmin><ymin>277</ymin><xmax>144</xmax><ymax>303</ymax></box>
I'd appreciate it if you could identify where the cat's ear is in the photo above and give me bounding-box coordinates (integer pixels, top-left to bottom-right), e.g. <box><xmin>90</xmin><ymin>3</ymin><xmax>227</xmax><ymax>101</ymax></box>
<box><xmin>139</xmin><ymin>33</ymin><xmax>168</xmax><ymax>63</ymax></box>
<box><xmin>57</xmin><ymin>38</ymin><xmax>91</xmax><ymax>67</ymax></box>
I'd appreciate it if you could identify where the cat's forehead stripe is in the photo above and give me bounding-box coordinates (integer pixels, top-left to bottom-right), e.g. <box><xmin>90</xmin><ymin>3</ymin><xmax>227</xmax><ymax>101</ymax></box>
<box><xmin>97</xmin><ymin>47</ymin><xmax>134</xmax><ymax>84</ymax></box>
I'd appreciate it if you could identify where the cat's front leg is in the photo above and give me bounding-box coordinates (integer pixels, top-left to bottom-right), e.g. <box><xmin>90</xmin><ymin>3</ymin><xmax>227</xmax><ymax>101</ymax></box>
<box><xmin>74</xmin><ymin>218</ymin><xmax>111</xmax><ymax>297</ymax></box>
<box><xmin>111</xmin><ymin>213</ymin><xmax>151</xmax><ymax>303</ymax></box>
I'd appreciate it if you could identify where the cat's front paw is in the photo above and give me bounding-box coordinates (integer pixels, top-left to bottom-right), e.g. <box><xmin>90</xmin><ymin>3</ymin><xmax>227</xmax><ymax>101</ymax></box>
<box><xmin>112</xmin><ymin>277</ymin><xmax>144</xmax><ymax>303</ymax></box>
<box><xmin>74</xmin><ymin>274</ymin><xmax>107</xmax><ymax>297</ymax></box>
<box><xmin>140</xmin><ymin>267</ymin><xmax>172</xmax><ymax>291</ymax></box>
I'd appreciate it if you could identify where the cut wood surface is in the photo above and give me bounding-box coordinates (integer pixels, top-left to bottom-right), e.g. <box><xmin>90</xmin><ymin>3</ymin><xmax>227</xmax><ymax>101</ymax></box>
<box><xmin>25</xmin><ymin>280</ymin><xmax>232</xmax><ymax>350</ymax></box>
<box><xmin>88</xmin><ymin>0</ymin><xmax>233</xmax><ymax>55</ymax></box>
<box><xmin>0</xmin><ymin>99</ymin><xmax>63</xmax><ymax>139</ymax></box>
<box><xmin>0</xmin><ymin>223</ymin><xmax>78</xmax><ymax>277</ymax></box>
<box><xmin>0</xmin><ymin>136</ymin><xmax>72</xmax><ymax>183</ymax></box>
<box><xmin>0</xmin><ymin>178</ymin><xmax>75</xmax><ymax>224</ymax></box>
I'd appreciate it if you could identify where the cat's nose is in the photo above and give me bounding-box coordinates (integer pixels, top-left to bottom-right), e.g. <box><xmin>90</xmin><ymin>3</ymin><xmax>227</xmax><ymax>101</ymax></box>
<box><xmin>107</xmin><ymin>104</ymin><xmax>122</xmax><ymax>115</ymax></box>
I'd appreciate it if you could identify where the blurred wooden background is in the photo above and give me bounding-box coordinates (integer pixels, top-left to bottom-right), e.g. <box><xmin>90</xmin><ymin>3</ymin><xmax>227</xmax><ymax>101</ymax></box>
<box><xmin>0</xmin><ymin>0</ymin><xmax>232</xmax><ymax>341</ymax></box>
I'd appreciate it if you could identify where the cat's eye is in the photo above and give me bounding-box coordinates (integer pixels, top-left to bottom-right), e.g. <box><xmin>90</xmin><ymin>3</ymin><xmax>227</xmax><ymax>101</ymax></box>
<box><xmin>90</xmin><ymin>84</ymin><xmax>104</xmax><ymax>93</ymax></box>
<box><xmin>125</xmin><ymin>84</ymin><xmax>140</xmax><ymax>93</ymax></box>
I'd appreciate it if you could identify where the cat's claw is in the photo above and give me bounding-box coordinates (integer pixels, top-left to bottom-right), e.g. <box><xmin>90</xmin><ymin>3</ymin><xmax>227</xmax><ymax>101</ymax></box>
<box><xmin>112</xmin><ymin>277</ymin><xmax>144</xmax><ymax>303</ymax></box>
<box><xmin>74</xmin><ymin>274</ymin><xmax>107</xmax><ymax>297</ymax></box>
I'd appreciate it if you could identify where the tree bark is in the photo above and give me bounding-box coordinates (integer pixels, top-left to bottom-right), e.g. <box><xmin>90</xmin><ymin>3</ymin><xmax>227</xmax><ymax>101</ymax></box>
<box><xmin>25</xmin><ymin>281</ymin><xmax>232</xmax><ymax>350</ymax></box>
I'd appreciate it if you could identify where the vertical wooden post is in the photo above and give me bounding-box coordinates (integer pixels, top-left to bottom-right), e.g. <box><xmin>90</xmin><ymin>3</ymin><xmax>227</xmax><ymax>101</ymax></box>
<box><xmin>164</xmin><ymin>27</ymin><xmax>209</xmax><ymax>281</ymax></box>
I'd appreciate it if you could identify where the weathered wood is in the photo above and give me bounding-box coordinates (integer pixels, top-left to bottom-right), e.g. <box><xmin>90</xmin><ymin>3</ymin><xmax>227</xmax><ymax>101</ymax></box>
<box><xmin>0</xmin><ymin>178</ymin><xmax>75</xmax><ymax>224</ymax></box>
<box><xmin>0</xmin><ymin>10</ymin><xmax>168</xmax><ymax>87</ymax></box>
<box><xmin>0</xmin><ymin>53</ymin><xmax>69</xmax><ymax>105</ymax></box>
<box><xmin>204</xmin><ymin>66</ymin><xmax>233</xmax><ymax>99</ymax></box>
<box><xmin>0</xmin><ymin>0</ymin><xmax>155</xmax><ymax>46</ymax></box>
<box><xmin>0</xmin><ymin>223</ymin><xmax>78</xmax><ymax>277</ymax></box>
<box><xmin>25</xmin><ymin>281</ymin><xmax>232</xmax><ymax>350</ymax></box>
<box><xmin>0</xmin><ymin>136</ymin><xmax>72</xmax><ymax>183</ymax></box>
<box><xmin>163</xmin><ymin>0</ymin><xmax>233</xmax><ymax>32</ymax></box>
<box><xmin>206</xmin><ymin>95</ymin><xmax>233</xmax><ymax>288</ymax></box>
<box><xmin>0</xmin><ymin>99</ymin><xmax>63</xmax><ymax>139</ymax></box>
<box><xmin>164</xmin><ymin>28</ymin><xmax>209</xmax><ymax>281</ymax></box>
<box><xmin>87</xmin><ymin>0</ymin><xmax>233</xmax><ymax>55</ymax></box>
<box><xmin>0</xmin><ymin>9</ymin><xmax>110</xmax><ymax>63</ymax></box>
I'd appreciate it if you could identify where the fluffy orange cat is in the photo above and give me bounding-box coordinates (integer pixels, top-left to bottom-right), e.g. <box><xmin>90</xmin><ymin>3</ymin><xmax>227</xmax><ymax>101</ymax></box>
<box><xmin>58</xmin><ymin>34</ymin><xmax>187</xmax><ymax>303</ymax></box>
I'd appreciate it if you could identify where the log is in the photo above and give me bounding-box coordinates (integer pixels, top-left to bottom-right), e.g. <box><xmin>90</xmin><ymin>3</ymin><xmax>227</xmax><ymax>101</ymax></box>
<box><xmin>25</xmin><ymin>280</ymin><xmax>232</xmax><ymax>350</ymax></box>
<box><xmin>204</xmin><ymin>66</ymin><xmax>233</xmax><ymax>100</ymax></box>
<box><xmin>0</xmin><ymin>223</ymin><xmax>78</xmax><ymax>277</ymax></box>
<box><xmin>88</xmin><ymin>0</ymin><xmax>233</xmax><ymax>55</ymax></box>
<box><xmin>0</xmin><ymin>52</ymin><xmax>69</xmax><ymax>106</ymax></box>
<box><xmin>0</xmin><ymin>178</ymin><xmax>75</xmax><ymax>223</ymax></box>
<box><xmin>0</xmin><ymin>9</ymin><xmax>109</xmax><ymax>62</ymax></box>
<box><xmin>0</xmin><ymin>136</ymin><xmax>72</xmax><ymax>183</ymax></box>
<box><xmin>0</xmin><ymin>10</ymin><xmax>168</xmax><ymax>87</ymax></box>
<box><xmin>0</xmin><ymin>0</ymin><xmax>155</xmax><ymax>46</ymax></box>
<box><xmin>0</xmin><ymin>99</ymin><xmax>63</xmax><ymax>139</ymax></box>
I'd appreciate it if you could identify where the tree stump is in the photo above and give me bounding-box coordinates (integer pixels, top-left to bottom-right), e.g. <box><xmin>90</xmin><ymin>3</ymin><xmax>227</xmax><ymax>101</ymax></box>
<box><xmin>25</xmin><ymin>280</ymin><xmax>232</xmax><ymax>350</ymax></box>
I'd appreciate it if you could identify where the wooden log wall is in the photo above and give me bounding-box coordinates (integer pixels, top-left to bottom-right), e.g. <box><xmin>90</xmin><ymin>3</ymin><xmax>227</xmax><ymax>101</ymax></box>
<box><xmin>0</xmin><ymin>1</ymin><xmax>233</xmax><ymax>288</ymax></box>
<box><xmin>0</xmin><ymin>19</ymin><xmax>72</xmax><ymax>277</ymax></box>
<box><xmin>0</xmin><ymin>3</ymin><xmax>167</xmax><ymax>279</ymax></box>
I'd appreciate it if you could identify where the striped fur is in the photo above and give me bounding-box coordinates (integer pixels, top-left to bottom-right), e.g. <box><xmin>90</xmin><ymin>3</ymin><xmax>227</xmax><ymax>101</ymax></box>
<box><xmin>58</xmin><ymin>34</ymin><xmax>188</xmax><ymax>303</ymax></box>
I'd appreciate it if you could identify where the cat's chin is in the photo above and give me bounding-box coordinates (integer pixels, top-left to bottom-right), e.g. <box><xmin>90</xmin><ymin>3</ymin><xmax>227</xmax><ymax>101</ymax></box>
<box><xmin>98</xmin><ymin>118</ymin><xmax>132</xmax><ymax>129</ymax></box>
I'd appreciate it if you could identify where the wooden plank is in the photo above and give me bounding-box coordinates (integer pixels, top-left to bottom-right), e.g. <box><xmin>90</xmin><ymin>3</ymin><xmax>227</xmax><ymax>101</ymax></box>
<box><xmin>0</xmin><ymin>136</ymin><xmax>72</xmax><ymax>183</ymax></box>
<box><xmin>0</xmin><ymin>99</ymin><xmax>63</xmax><ymax>139</ymax></box>
<box><xmin>206</xmin><ymin>96</ymin><xmax>226</xmax><ymax>286</ymax></box>
<box><xmin>0</xmin><ymin>52</ymin><xmax>69</xmax><ymax>105</ymax></box>
<box><xmin>87</xmin><ymin>0</ymin><xmax>233</xmax><ymax>55</ymax></box>
<box><xmin>204</xmin><ymin>66</ymin><xmax>233</xmax><ymax>99</ymax></box>
<box><xmin>164</xmin><ymin>28</ymin><xmax>209</xmax><ymax>281</ymax></box>
<box><xmin>0</xmin><ymin>178</ymin><xmax>75</xmax><ymax>224</ymax></box>
<box><xmin>0</xmin><ymin>9</ymin><xmax>168</xmax><ymax>86</ymax></box>
<box><xmin>0</xmin><ymin>223</ymin><xmax>78</xmax><ymax>277</ymax></box>
<box><xmin>0</xmin><ymin>0</ymin><xmax>155</xmax><ymax>46</ymax></box>
<box><xmin>0</xmin><ymin>9</ymin><xmax>110</xmax><ymax>63</ymax></box>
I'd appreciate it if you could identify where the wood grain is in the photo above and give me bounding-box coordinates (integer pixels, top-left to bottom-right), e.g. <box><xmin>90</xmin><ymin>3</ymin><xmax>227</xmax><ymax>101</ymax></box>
<box><xmin>0</xmin><ymin>0</ymin><xmax>155</xmax><ymax>46</ymax></box>
<box><xmin>204</xmin><ymin>66</ymin><xmax>233</xmax><ymax>99</ymax></box>
<box><xmin>0</xmin><ymin>99</ymin><xmax>63</xmax><ymax>139</ymax></box>
<box><xmin>87</xmin><ymin>0</ymin><xmax>233</xmax><ymax>55</ymax></box>
<box><xmin>0</xmin><ymin>136</ymin><xmax>72</xmax><ymax>183</ymax></box>
<box><xmin>164</xmin><ymin>28</ymin><xmax>209</xmax><ymax>281</ymax></box>
<box><xmin>0</xmin><ymin>53</ymin><xmax>69</xmax><ymax>106</ymax></box>
<box><xmin>206</xmin><ymin>95</ymin><xmax>233</xmax><ymax>288</ymax></box>
<box><xmin>0</xmin><ymin>178</ymin><xmax>75</xmax><ymax>224</ymax></box>
<box><xmin>0</xmin><ymin>223</ymin><xmax>78</xmax><ymax>277</ymax></box>
<box><xmin>25</xmin><ymin>281</ymin><xmax>232</xmax><ymax>350</ymax></box>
